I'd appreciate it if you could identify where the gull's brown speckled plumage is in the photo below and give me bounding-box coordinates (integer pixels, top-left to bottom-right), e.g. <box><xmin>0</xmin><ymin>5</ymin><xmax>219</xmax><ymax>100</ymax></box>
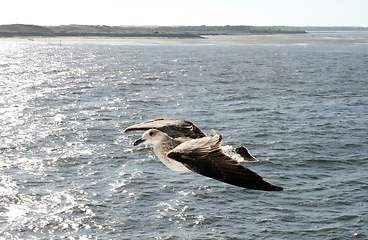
<box><xmin>124</xmin><ymin>118</ymin><xmax>206</xmax><ymax>139</ymax></box>
<box><xmin>126</xmin><ymin>119</ymin><xmax>283</xmax><ymax>191</ymax></box>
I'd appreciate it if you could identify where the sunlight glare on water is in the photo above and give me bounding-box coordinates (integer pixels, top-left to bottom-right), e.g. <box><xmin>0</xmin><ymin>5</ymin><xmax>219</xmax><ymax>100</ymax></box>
<box><xmin>0</xmin><ymin>34</ymin><xmax>368</xmax><ymax>239</ymax></box>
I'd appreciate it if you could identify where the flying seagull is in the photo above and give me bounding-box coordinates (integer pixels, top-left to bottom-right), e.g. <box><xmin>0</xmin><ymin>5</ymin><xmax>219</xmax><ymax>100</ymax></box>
<box><xmin>124</xmin><ymin>118</ymin><xmax>283</xmax><ymax>191</ymax></box>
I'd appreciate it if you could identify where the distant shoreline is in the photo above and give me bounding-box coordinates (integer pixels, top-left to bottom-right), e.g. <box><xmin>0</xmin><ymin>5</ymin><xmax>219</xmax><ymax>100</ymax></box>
<box><xmin>0</xmin><ymin>31</ymin><xmax>306</xmax><ymax>39</ymax></box>
<box><xmin>2</xmin><ymin>24</ymin><xmax>368</xmax><ymax>40</ymax></box>
<box><xmin>0</xmin><ymin>32</ymin><xmax>203</xmax><ymax>39</ymax></box>
<box><xmin>1</xmin><ymin>32</ymin><xmax>367</xmax><ymax>45</ymax></box>
<box><xmin>0</xmin><ymin>24</ymin><xmax>309</xmax><ymax>39</ymax></box>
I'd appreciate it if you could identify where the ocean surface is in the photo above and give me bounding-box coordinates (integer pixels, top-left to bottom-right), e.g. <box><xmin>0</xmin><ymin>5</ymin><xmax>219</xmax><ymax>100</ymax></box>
<box><xmin>1</xmin><ymin>33</ymin><xmax>367</xmax><ymax>239</ymax></box>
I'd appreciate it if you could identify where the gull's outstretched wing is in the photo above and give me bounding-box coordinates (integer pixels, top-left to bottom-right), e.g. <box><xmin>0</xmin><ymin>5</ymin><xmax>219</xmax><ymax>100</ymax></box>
<box><xmin>167</xmin><ymin>132</ymin><xmax>283</xmax><ymax>191</ymax></box>
<box><xmin>124</xmin><ymin>118</ymin><xmax>206</xmax><ymax>139</ymax></box>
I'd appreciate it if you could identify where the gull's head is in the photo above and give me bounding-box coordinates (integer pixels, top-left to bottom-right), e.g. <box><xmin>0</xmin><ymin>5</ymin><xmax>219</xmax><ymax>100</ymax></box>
<box><xmin>133</xmin><ymin>129</ymin><xmax>166</xmax><ymax>146</ymax></box>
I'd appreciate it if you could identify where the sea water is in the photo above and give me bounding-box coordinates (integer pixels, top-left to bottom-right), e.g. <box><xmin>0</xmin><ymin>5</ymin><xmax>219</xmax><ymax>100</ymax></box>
<box><xmin>1</xmin><ymin>33</ymin><xmax>367</xmax><ymax>239</ymax></box>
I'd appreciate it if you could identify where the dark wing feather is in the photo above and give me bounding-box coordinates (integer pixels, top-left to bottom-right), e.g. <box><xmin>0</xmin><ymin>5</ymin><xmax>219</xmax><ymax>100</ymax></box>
<box><xmin>167</xmin><ymin>134</ymin><xmax>283</xmax><ymax>191</ymax></box>
<box><xmin>124</xmin><ymin>118</ymin><xmax>206</xmax><ymax>139</ymax></box>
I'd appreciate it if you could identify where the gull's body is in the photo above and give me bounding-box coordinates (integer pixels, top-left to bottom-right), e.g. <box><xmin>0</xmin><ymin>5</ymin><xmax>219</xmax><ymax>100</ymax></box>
<box><xmin>125</xmin><ymin>119</ymin><xmax>283</xmax><ymax>191</ymax></box>
<box><xmin>140</xmin><ymin>130</ymin><xmax>191</xmax><ymax>171</ymax></box>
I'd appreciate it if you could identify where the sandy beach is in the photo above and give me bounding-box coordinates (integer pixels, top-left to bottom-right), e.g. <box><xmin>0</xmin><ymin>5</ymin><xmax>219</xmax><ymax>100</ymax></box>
<box><xmin>1</xmin><ymin>32</ymin><xmax>368</xmax><ymax>45</ymax></box>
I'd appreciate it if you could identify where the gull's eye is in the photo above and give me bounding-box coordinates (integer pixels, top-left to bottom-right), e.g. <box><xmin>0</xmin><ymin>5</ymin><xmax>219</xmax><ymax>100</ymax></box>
<box><xmin>149</xmin><ymin>131</ymin><xmax>154</xmax><ymax>136</ymax></box>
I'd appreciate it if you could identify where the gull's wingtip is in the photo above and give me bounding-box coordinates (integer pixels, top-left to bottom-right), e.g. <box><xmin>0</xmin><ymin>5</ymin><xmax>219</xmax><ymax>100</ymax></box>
<box><xmin>271</xmin><ymin>186</ymin><xmax>284</xmax><ymax>191</ymax></box>
<box><xmin>123</xmin><ymin>126</ymin><xmax>137</xmax><ymax>133</ymax></box>
<box><xmin>252</xmin><ymin>184</ymin><xmax>284</xmax><ymax>191</ymax></box>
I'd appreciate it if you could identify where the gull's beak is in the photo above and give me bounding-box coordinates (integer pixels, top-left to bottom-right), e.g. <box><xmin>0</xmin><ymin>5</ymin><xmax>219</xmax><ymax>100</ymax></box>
<box><xmin>134</xmin><ymin>138</ymin><xmax>145</xmax><ymax>146</ymax></box>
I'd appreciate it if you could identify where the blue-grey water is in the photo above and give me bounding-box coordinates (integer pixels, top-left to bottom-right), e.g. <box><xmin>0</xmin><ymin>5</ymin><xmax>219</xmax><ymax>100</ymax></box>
<box><xmin>1</xmin><ymin>33</ymin><xmax>368</xmax><ymax>239</ymax></box>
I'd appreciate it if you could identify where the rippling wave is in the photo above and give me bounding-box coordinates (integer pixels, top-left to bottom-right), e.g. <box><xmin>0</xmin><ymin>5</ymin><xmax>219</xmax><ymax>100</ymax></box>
<box><xmin>1</xmin><ymin>36</ymin><xmax>367</xmax><ymax>239</ymax></box>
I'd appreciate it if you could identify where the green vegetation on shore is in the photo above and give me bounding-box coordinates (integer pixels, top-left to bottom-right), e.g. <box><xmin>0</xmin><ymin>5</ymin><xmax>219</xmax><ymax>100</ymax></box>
<box><xmin>0</xmin><ymin>24</ymin><xmax>200</xmax><ymax>38</ymax></box>
<box><xmin>1</xmin><ymin>24</ymin><xmax>367</xmax><ymax>38</ymax></box>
